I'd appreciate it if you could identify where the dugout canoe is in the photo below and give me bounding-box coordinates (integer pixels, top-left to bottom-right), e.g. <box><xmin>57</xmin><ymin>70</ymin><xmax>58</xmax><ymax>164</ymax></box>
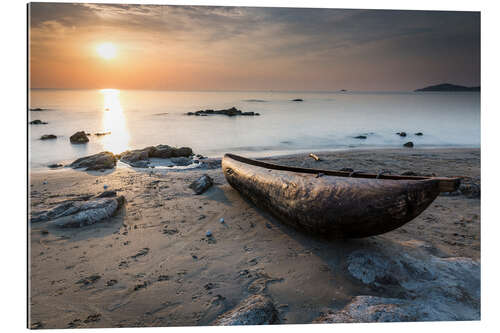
<box><xmin>222</xmin><ymin>153</ymin><xmax>461</xmax><ymax>238</ymax></box>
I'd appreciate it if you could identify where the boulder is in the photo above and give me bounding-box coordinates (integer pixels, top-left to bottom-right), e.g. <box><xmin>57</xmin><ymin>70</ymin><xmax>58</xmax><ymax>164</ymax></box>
<box><xmin>30</xmin><ymin>119</ymin><xmax>47</xmax><ymax>125</ymax></box>
<box><xmin>214</xmin><ymin>294</ymin><xmax>279</xmax><ymax>325</ymax></box>
<box><xmin>69</xmin><ymin>151</ymin><xmax>117</xmax><ymax>170</ymax></box>
<box><xmin>119</xmin><ymin>145</ymin><xmax>194</xmax><ymax>166</ymax></box>
<box><xmin>70</xmin><ymin>131</ymin><xmax>89</xmax><ymax>144</ymax></box>
<box><xmin>403</xmin><ymin>141</ymin><xmax>414</xmax><ymax>148</ymax></box>
<box><xmin>31</xmin><ymin>196</ymin><xmax>125</xmax><ymax>227</ymax></box>
<box><xmin>41</xmin><ymin>134</ymin><xmax>57</xmax><ymax>140</ymax></box>
<box><xmin>189</xmin><ymin>175</ymin><xmax>213</xmax><ymax>194</ymax></box>
<box><xmin>150</xmin><ymin>145</ymin><xmax>192</xmax><ymax>158</ymax></box>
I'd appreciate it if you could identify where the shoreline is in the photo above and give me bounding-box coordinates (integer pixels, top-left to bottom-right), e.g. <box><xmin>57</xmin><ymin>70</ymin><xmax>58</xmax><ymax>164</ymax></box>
<box><xmin>29</xmin><ymin>147</ymin><xmax>480</xmax><ymax>328</ymax></box>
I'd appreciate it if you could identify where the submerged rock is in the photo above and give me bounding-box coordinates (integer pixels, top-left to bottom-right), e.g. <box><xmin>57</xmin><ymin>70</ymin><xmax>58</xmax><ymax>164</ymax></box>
<box><xmin>69</xmin><ymin>151</ymin><xmax>117</xmax><ymax>170</ymax></box>
<box><xmin>31</xmin><ymin>196</ymin><xmax>125</xmax><ymax>227</ymax></box>
<box><xmin>214</xmin><ymin>294</ymin><xmax>279</xmax><ymax>325</ymax></box>
<box><xmin>41</xmin><ymin>134</ymin><xmax>57</xmax><ymax>140</ymax></box>
<box><xmin>291</xmin><ymin>98</ymin><xmax>303</xmax><ymax>102</ymax></box>
<box><xmin>354</xmin><ymin>135</ymin><xmax>367</xmax><ymax>139</ymax></box>
<box><xmin>187</xmin><ymin>107</ymin><xmax>259</xmax><ymax>117</ymax></box>
<box><xmin>415</xmin><ymin>132</ymin><xmax>423</xmax><ymax>136</ymax></box>
<box><xmin>396</xmin><ymin>132</ymin><xmax>407</xmax><ymax>137</ymax></box>
<box><xmin>189</xmin><ymin>175</ymin><xmax>214</xmax><ymax>194</ymax></box>
<box><xmin>30</xmin><ymin>119</ymin><xmax>48</xmax><ymax>125</ymax></box>
<box><xmin>70</xmin><ymin>131</ymin><xmax>89</xmax><ymax>144</ymax></box>
<box><xmin>94</xmin><ymin>131</ymin><xmax>111</xmax><ymax>136</ymax></box>
<box><xmin>403</xmin><ymin>141</ymin><xmax>414</xmax><ymax>148</ymax></box>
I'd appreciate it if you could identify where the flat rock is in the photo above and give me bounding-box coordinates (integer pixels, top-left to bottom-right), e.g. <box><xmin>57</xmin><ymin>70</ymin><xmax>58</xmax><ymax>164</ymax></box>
<box><xmin>31</xmin><ymin>196</ymin><xmax>125</xmax><ymax>228</ymax></box>
<box><xmin>403</xmin><ymin>141</ymin><xmax>414</xmax><ymax>148</ymax></box>
<box><xmin>291</xmin><ymin>98</ymin><xmax>303</xmax><ymax>102</ymax></box>
<box><xmin>70</xmin><ymin>131</ymin><xmax>89</xmax><ymax>144</ymax></box>
<box><xmin>69</xmin><ymin>151</ymin><xmax>117</xmax><ymax>170</ymax></box>
<box><xmin>337</xmin><ymin>240</ymin><xmax>480</xmax><ymax>322</ymax></box>
<box><xmin>41</xmin><ymin>134</ymin><xmax>57</xmax><ymax>140</ymax></box>
<box><xmin>189</xmin><ymin>175</ymin><xmax>213</xmax><ymax>194</ymax></box>
<box><xmin>214</xmin><ymin>294</ymin><xmax>279</xmax><ymax>325</ymax></box>
<box><xmin>119</xmin><ymin>145</ymin><xmax>193</xmax><ymax>166</ymax></box>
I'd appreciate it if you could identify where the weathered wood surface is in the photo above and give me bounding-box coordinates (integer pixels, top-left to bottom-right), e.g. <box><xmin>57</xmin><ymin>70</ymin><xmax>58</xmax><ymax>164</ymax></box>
<box><xmin>222</xmin><ymin>154</ymin><xmax>459</xmax><ymax>238</ymax></box>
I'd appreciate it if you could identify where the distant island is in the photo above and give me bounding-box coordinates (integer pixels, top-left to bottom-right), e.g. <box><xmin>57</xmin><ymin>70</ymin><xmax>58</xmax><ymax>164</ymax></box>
<box><xmin>415</xmin><ymin>83</ymin><xmax>480</xmax><ymax>92</ymax></box>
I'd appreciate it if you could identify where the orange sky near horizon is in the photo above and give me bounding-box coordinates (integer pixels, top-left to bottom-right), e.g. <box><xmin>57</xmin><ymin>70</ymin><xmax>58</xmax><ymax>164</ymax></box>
<box><xmin>29</xmin><ymin>3</ymin><xmax>480</xmax><ymax>91</ymax></box>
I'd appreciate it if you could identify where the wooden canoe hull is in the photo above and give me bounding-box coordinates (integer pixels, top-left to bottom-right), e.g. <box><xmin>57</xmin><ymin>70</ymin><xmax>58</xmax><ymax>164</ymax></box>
<box><xmin>222</xmin><ymin>154</ymin><xmax>446</xmax><ymax>238</ymax></box>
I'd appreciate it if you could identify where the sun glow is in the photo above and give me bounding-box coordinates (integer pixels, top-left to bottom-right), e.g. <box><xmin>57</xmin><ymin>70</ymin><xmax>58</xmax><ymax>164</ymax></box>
<box><xmin>96</xmin><ymin>42</ymin><xmax>117</xmax><ymax>60</ymax></box>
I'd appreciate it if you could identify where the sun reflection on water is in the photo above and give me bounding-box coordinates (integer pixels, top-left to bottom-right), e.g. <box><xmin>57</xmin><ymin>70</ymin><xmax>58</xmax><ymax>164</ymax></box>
<box><xmin>99</xmin><ymin>89</ymin><xmax>130</xmax><ymax>154</ymax></box>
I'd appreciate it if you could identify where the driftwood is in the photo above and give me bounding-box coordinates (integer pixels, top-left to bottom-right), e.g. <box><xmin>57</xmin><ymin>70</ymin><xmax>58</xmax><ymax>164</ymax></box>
<box><xmin>222</xmin><ymin>154</ymin><xmax>460</xmax><ymax>238</ymax></box>
<box><xmin>309</xmin><ymin>153</ymin><xmax>321</xmax><ymax>161</ymax></box>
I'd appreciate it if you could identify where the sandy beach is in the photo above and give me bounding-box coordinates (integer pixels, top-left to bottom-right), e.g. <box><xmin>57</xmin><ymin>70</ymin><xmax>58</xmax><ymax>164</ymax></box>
<box><xmin>28</xmin><ymin>148</ymin><xmax>480</xmax><ymax>328</ymax></box>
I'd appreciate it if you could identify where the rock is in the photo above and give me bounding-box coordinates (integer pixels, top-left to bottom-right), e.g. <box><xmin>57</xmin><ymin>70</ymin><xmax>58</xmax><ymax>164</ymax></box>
<box><xmin>150</xmin><ymin>145</ymin><xmax>193</xmax><ymax>158</ymax></box>
<box><xmin>129</xmin><ymin>160</ymin><xmax>150</xmax><ymax>168</ymax></box>
<box><xmin>30</xmin><ymin>119</ymin><xmax>47</xmax><ymax>125</ymax></box>
<box><xmin>31</xmin><ymin>196</ymin><xmax>125</xmax><ymax>227</ymax></box>
<box><xmin>459</xmin><ymin>182</ymin><xmax>480</xmax><ymax>198</ymax></box>
<box><xmin>170</xmin><ymin>157</ymin><xmax>193</xmax><ymax>166</ymax></box>
<box><xmin>76</xmin><ymin>274</ymin><xmax>101</xmax><ymax>286</ymax></box>
<box><xmin>340</xmin><ymin>240</ymin><xmax>480</xmax><ymax>321</ymax></box>
<box><xmin>189</xmin><ymin>175</ymin><xmax>213</xmax><ymax>194</ymax></box>
<box><xmin>186</xmin><ymin>107</ymin><xmax>259</xmax><ymax>117</ymax></box>
<box><xmin>291</xmin><ymin>98</ymin><xmax>303</xmax><ymax>102</ymax></box>
<box><xmin>70</xmin><ymin>131</ymin><xmax>89</xmax><ymax>144</ymax></box>
<box><xmin>69</xmin><ymin>151</ymin><xmax>117</xmax><ymax>170</ymax></box>
<box><xmin>40</xmin><ymin>134</ymin><xmax>57</xmax><ymax>140</ymax></box>
<box><xmin>354</xmin><ymin>135</ymin><xmax>367</xmax><ymax>139</ymax></box>
<box><xmin>95</xmin><ymin>190</ymin><xmax>117</xmax><ymax>198</ymax></box>
<box><xmin>206</xmin><ymin>230</ymin><xmax>212</xmax><ymax>237</ymax></box>
<box><xmin>415</xmin><ymin>132</ymin><xmax>423</xmax><ymax>136</ymax></box>
<box><xmin>48</xmin><ymin>163</ymin><xmax>63</xmax><ymax>169</ymax></box>
<box><xmin>30</xmin><ymin>107</ymin><xmax>46</xmax><ymax>111</ymax></box>
<box><xmin>94</xmin><ymin>131</ymin><xmax>111</xmax><ymax>136</ymax></box>
<box><xmin>403</xmin><ymin>141</ymin><xmax>414</xmax><ymax>148</ymax></box>
<box><xmin>119</xmin><ymin>147</ymin><xmax>154</xmax><ymax>163</ymax></box>
<box><xmin>214</xmin><ymin>294</ymin><xmax>279</xmax><ymax>325</ymax></box>
<box><xmin>396</xmin><ymin>132</ymin><xmax>407</xmax><ymax>137</ymax></box>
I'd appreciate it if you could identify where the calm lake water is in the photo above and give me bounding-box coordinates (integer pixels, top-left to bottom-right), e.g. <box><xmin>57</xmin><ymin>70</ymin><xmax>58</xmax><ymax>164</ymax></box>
<box><xmin>29</xmin><ymin>89</ymin><xmax>480</xmax><ymax>170</ymax></box>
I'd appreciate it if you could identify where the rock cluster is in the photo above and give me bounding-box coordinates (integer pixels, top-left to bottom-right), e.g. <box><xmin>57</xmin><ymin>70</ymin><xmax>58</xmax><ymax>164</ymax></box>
<box><xmin>187</xmin><ymin>107</ymin><xmax>259</xmax><ymax>116</ymax></box>
<box><xmin>118</xmin><ymin>144</ymin><xmax>194</xmax><ymax>168</ymax></box>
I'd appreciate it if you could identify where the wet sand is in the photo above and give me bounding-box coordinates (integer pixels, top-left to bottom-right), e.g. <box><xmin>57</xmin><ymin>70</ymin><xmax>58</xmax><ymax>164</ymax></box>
<box><xmin>28</xmin><ymin>148</ymin><xmax>480</xmax><ymax>328</ymax></box>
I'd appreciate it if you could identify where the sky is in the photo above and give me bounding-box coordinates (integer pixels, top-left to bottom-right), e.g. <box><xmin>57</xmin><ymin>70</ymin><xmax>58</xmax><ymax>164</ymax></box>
<box><xmin>29</xmin><ymin>3</ymin><xmax>480</xmax><ymax>91</ymax></box>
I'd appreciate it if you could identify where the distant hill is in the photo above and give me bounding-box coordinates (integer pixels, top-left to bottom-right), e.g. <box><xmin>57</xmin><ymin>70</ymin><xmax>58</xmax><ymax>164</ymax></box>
<box><xmin>415</xmin><ymin>83</ymin><xmax>480</xmax><ymax>92</ymax></box>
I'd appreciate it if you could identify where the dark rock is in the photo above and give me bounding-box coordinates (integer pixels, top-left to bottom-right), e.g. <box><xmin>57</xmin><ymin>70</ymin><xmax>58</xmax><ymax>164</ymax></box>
<box><xmin>48</xmin><ymin>163</ymin><xmax>63</xmax><ymax>169</ymax></box>
<box><xmin>95</xmin><ymin>190</ymin><xmax>117</xmax><ymax>198</ymax></box>
<box><xmin>291</xmin><ymin>98</ymin><xmax>303</xmax><ymax>102</ymax></box>
<box><xmin>459</xmin><ymin>182</ymin><xmax>480</xmax><ymax>199</ymax></box>
<box><xmin>30</xmin><ymin>107</ymin><xmax>47</xmax><ymax>111</ymax></box>
<box><xmin>94</xmin><ymin>131</ymin><xmax>111</xmax><ymax>136</ymax></box>
<box><xmin>396</xmin><ymin>132</ymin><xmax>407</xmax><ymax>137</ymax></box>
<box><xmin>186</xmin><ymin>107</ymin><xmax>259</xmax><ymax>117</ymax></box>
<box><xmin>129</xmin><ymin>160</ymin><xmax>150</xmax><ymax>168</ymax></box>
<box><xmin>69</xmin><ymin>151</ymin><xmax>117</xmax><ymax>170</ymax></box>
<box><xmin>415</xmin><ymin>132</ymin><xmax>423</xmax><ymax>136</ymax></box>
<box><xmin>189</xmin><ymin>175</ymin><xmax>213</xmax><ymax>194</ymax></box>
<box><xmin>41</xmin><ymin>134</ymin><xmax>57</xmax><ymax>140</ymax></box>
<box><xmin>131</xmin><ymin>248</ymin><xmax>150</xmax><ymax>259</ymax></box>
<box><xmin>31</xmin><ymin>196</ymin><xmax>125</xmax><ymax>227</ymax></box>
<box><xmin>106</xmin><ymin>279</ymin><xmax>118</xmax><ymax>286</ymax></box>
<box><xmin>170</xmin><ymin>157</ymin><xmax>193</xmax><ymax>166</ymax></box>
<box><xmin>70</xmin><ymin>131</ymin><xmax>89</xmax><ymax>144</ymax></box>
<box><xmin>119</xmin><ymin>145</ymin><xmax>193</xmax><ymax>167</ymax></box>
<box><xmin>214</xmin><ymin>294</ymin><xmax>279</xmax><ymax>325</ymax></box>
<box><xmin>403</xmin><ymin>141</ymin><xmax>414</xmax><ymax>148</ymax></box>
<box><xmin>30</xmin><ymin>119</ymin><xmax>47</xmax><ymax>125</ymax></box>
<box><xmin>354</xmin><ymin>135</ymin><xmax>367</xmax><ymax>139</ymax></box>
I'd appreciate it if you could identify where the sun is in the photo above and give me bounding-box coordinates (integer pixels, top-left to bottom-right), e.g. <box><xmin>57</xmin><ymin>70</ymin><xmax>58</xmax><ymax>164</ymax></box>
<box><xmin>96</xmin><ymin>43</ymin><xmax>117</xmax><ymax>60</ymax></box>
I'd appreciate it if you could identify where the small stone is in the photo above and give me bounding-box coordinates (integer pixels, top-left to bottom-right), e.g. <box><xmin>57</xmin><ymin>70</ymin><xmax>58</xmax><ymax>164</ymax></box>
<box><xmin>206</xmin><ymin>230</ymin><xmax>212</xmax><ymax>237</ymax></box>
<box><xmin>220</xmin><ymin>218</ymin><xmax>225</xmax><ymax>223</ymax></box>
<box><xmin>103</xmin><ymin>185</ymin><xmax>108</xmax><ymax>190</ymax></box>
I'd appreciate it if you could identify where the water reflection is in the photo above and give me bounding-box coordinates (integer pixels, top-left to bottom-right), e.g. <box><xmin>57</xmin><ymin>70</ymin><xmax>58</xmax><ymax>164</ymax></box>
<box><xmin>100</xmin><ymin>89</ymin><xmax>130</xmax><ymax>154</ymax></box>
